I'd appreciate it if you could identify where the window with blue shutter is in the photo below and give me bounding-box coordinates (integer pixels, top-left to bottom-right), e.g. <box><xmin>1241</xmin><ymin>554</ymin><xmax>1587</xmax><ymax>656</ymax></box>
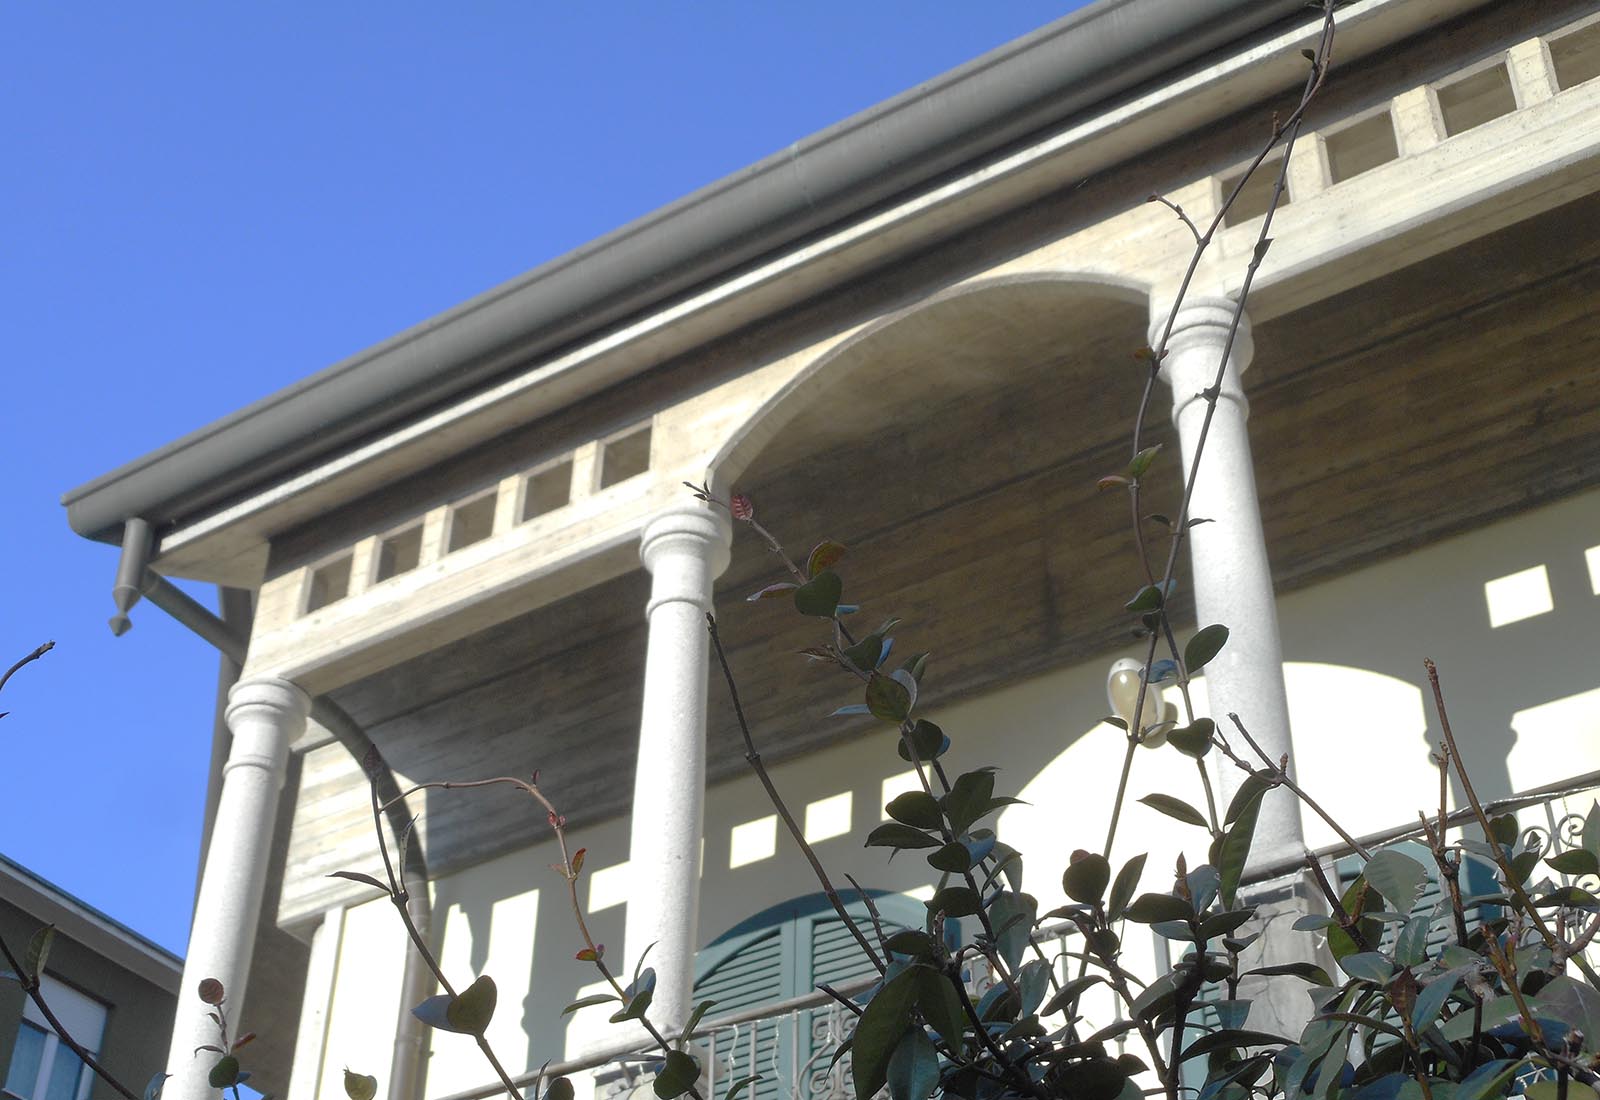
<box><xmin>692</xmin><ymin>892</ymin><xmax>941</xmax><ymax>1100</ymax></box>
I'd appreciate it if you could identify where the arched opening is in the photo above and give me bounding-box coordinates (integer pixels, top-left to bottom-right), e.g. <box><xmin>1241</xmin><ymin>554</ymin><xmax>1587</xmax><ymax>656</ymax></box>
<box><xmin>701</xmin><ymin>277</ymin><xmax>1156</xmax><ymax>786</ymax></box>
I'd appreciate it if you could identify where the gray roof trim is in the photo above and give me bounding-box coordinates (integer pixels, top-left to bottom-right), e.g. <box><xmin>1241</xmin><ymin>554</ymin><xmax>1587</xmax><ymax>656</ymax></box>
<box><xmin>63</xmin><ymin>0</ymin><xmax>1313</xmax><ymax>546</ymax></box>
<box><xmin>0</xmin><ymin>853</ymin><xmax>183</xmax><ymax>995</ymax></box>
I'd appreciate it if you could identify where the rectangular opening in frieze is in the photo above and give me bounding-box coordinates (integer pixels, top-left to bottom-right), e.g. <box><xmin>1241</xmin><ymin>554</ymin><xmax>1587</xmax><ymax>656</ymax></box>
<box><xmin>375</xmin><ymin>523</ymin><xmax>424</xmax><ymax>583</ymax></box>
<box><xmin>304</xmin><ymin>553</ymin><xmax>353</xmax><ymax>614</ymax></box>
<box><xmin>1437</xmin><ymin>63</ymin><xmax>1517</xmax><ymax>136</ymax></box>
<box><xmin>1325</xmin><ymin>111</ymin><xmax>1399</xmax><ymax>184</ymax></box>
<box><xmin>521</xmin><ymin>458</ymin><xmax>573</xmax><ymax>522</ymax></box>
<box><xmin>1551</xmin><ymin>21</ymin><xmax>1600</xmax><ymax>90</ymax></box>
<box><xmin>446</xmin><ymin>492</ymin><xmax>496</xmax><ymax>554</ymax></box>
<box><xmin>598</xmin><ymin>423</ymin><xmax>652</xmax><ymax>490</ymax></box>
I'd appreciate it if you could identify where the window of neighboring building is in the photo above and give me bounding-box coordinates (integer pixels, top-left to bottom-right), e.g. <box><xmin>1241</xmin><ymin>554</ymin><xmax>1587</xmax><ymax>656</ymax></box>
<box><xmin>3</xmin><ymin>977</ymin><xmax>107</xmax><ymax>1100</ymax></box>
<box><xmin>520</xmin><ymin>458</ymin><xmax>573</xmax><ymax>523</ymax></box>
<box><xmin>1437</xmin><ymin>63</ymin><xmax>1517</xmax><ymax>137</ymax></box>
<box><xmin>597</xmin><ymin>424</ymin><xmax>651</xmax><ymax>489</ymax></box>
<box><xmin>1220</xmin><ymin>155</ymin><xmax>1289</xmax><ymax>227</ymax></box>
<box><xmin>374</xmin><ymin>523</ymin><xmax>424</xmax><ymax>583</ymax></box>
<box><xmin>1551</xmin><ymin>21</ymin><xmax>1600</xmax><ymax>90</ymax></box>
<box><xmin>304</xmin><ymin>553</ymin><xmax>354</xmax><ymax>613</ymax></box>
<box><xmin>446</xmin><ymin>492</ymin><xmax>497</xmax><ymax>554</ymax></box>
<box><xmin>1325</xmin><ymin>110</ymin><xmax>1400</xmax><ymax>184</ymax></box>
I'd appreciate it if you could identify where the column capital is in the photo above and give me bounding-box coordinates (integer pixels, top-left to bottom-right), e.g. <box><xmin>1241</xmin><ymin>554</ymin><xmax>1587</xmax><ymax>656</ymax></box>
<box><xmin>225</xmin><ymin>676</ymin><xmax>311</xmax><ymax>730</ymax></box>
<box><xmin>639</xmin><ymin>503</ymin><xmax>733</xmax><ymax>579</ymax></box>
<box><xmin>1149</xmin><ymin>296</ymin><xmax>1255</xmax><ymax>376</ymax></box>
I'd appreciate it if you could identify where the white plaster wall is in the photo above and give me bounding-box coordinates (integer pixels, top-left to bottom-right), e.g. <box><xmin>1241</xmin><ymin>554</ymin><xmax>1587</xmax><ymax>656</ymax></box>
<box><xmin>308</xmin><ymin>486</ymin><xmax>1600</xmax><ymax>1097</ymax></box>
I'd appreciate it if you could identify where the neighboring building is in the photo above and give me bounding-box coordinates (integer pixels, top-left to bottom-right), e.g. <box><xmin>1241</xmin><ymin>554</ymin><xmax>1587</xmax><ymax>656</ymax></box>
<box><xmin>60</xmin><ymin>3</ymin><xmax>1600</xmax><ymax>1100</ymax></box>
<box><xmin>0</xmin><ymin>856</ymin><xmax>181</xmax><ymax>1100</ymax></box>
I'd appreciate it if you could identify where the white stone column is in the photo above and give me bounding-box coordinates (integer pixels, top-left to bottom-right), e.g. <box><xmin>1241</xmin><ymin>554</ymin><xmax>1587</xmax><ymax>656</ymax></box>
<box><xmin>624</xmin><ymin>504</ymin><xmax>733</xmax><ymax>1032</ymax></box>
<box><xmin>167</xmin><ymin>677</ymin><xmax>309</xmax><ymax>1100</ymax></box>
<box><xmin>1154</xmin><ymin>298</ymin><xmax>1302</xmax><ymax>859</ymax></box>
<box><xmin>1156</xmin><ymin>297</ymin><xmax>1314</xmax><ymax>1037</ymax></box>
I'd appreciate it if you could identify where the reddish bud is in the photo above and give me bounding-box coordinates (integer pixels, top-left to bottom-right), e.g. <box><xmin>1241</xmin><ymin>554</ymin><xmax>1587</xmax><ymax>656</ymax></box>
<box><xmin>730</xmin><ymin>494</ymin><xmax>754</xmax><ymax>522</ymax></box>
<box><xmin>198</xmin><ymin>978</ymin><xmax>225</xmax><ymax>1005</ymax></box>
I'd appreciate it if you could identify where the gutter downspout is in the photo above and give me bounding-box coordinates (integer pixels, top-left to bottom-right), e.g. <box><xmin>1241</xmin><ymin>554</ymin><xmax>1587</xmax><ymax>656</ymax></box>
<box><xmin>132</xmin><ymin>566</ymin><xmax>433</xmax><ymax>1100</ymax></box>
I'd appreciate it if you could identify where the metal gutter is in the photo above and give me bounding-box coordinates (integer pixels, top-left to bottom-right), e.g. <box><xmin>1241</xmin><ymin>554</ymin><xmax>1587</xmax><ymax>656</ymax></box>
<box><xmin>63</xmin><ymin>0</ymin><xmax>1311</xmax><ymax>547</ymax></box>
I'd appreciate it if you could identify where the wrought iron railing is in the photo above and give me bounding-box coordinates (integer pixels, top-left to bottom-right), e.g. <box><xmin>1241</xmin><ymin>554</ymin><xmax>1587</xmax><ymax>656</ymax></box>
<box><xmin>432</xmin><ymin>768</ymin><xmax>1600</xmax><ymax>1100</ymax></box>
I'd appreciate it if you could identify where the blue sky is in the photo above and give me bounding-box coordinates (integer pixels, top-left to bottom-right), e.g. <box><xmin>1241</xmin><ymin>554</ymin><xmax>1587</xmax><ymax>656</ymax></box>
<box><xmin>2</xmin><ymin>3</ymin><xmax>1085</xmax><ymax>955</ymax></box>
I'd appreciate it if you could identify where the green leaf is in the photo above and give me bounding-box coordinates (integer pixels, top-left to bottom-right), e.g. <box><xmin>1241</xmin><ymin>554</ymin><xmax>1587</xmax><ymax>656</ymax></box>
<box><xmin>897</xmin><ymin>720</ymin><xmax>948</xmax><ymax>762</ymax></box>
<box><xmin>1454</xmin><ymin>1060</ymin><xmax>1520</xmax><ymax>1100</ymax></box>
<box><xmin>941</xmin><ymin>770</ymin><xmax>996</xmax><ymax>835</ymax></box>
<box><xmin>866</xmin><ymin>823</ymin><xmax>940</xmax><ymax>851</ymax></box>
<box><xmin>343</xmin><ymin>1071</ymin><xmax>378</xmax><ymax>1100</ymax></box>
<box><xmin>682</xmin><ymin>999</ymin><xmax>717</xmax><ymax>1040</ymax></box>
<box><xmin>1179</xmin><ymin>1030</ymin><xmax>1291</xmax><ymax>1062</ymax></box>
<box><xmin>928</xmin><ymin>841</ymin><xmax>978</xmax><ymax>873</ymax></box>
<box><xmin>722</xmin><ymin>1077</ymin><xmax>762</xmax><ymax>1100</ymax></box>
<box><xmin>1129</xmin><ymin>971</ymin><xmax>1183</xmax><ymax>1020</ymax></box>
<box><xmin>1041</xmin><ymin>975</ymin><xmax>1105</xmax><ymax>1018</ymax></box>
<box><xmin>1218</xmin><ymin>787</ymin><xmax>1263</xmax><ymax>909</ymax></box>
<box><xmin>806</xmin><ymin>540</ymin><xmax>847</xmax><ymax>578</ymax></box>
<box><xmin>1340</xmin><ymin>952</ymin><xmax>1393</xmax><ymax>984</ymax></box>
<box><xmin>1063</xmin><ymin>853</ymin><xmax>1111</xmax><ymax>904</ymax></box>
<box><xmin>25</xmin><ymin>926</ymin><xmax>54</xmax><ymax>981</ymax></box>
<box><xmin>562</xmin><ymin>994</ymin><xmax>619</xmax><ymax>1015</ymax></box>
<box><xmin>886</xmin><ymin>1029</ymin><xmax>939</xmax><ymax>1100</ymax></box>
<box><xmin>1197</xmin><ymin>908</ymin><xmax>1255</xmax><ymax>942</ymax></box>
<box><xmin>1532</xmin><ymin>975</ymin><xmax>1600</xmax><ymax>1052</ymax></box>
<box><xmin>1139</xmin><ymin>793</ymin><xmax>1209</xmax><ymax>828</ymax></box>
<box><xmin>866</xmin><ymin>671</ymin><xmax>915</xmax><ymax>723</ymax></box>
<box><xmin>1224</xmin><ymin>771</ymin><xmax>1274</xmax><ymax>825</ymax></box>
<box><xmin>545</xmin><ymin>1079</ymin><xmax>575</xmax><ymax>1100</ymax></box>
<box><xmin>925</xmin><ymin>886</ymin><xmax>981</xmax><ymax>918</ymax></box>
<box><xmin>883</xmin><ymin>930</ymin><xmax>937</xmax><ymax>958</ymax></box>
<box><xmin>1583</xmin><ymin>802</ymin><xmax>1600</xmax><ymax>860</ymax></box>
<box><xmin>1548</xmin><ymin>848</ymin><xmax>1600</xmax><ymax>877</ymax></box>
<box><xmin>1125</xmin><ymin>585</ymin><xmax>1163</xmax><ymax>612</ymax></box>
<box><xmin>208</xmin><ymin>1058</ymin><xmax>240</xmax><ymax>1090</ymax></box>
<box><xmin>913</xmin><ymin>966</ymin><xmax>965</xmax><ymax>1046</ymax></box>
<box><xmin>1167</xmin><ymin>718</ymin><xmax>1214</xmax><ymax>759</ymax></box>
<box><xmin>1327</xmin><ymin>876</ymin><xmax>1383</xmax><ymax>963</ymax></box>
<box><xmin>851</xmin><ymin>969</ymin><xmax>919</xmax><ymax>1100</ymax></box>
<box><xmin>1245</xmin><ymin>961</ymin><xmax>1333</xmax><ymax>986</ymax></box>
<box><xmin>988</xmin><ymin>891</ymin><xmax>1037</xmax><ymax>972</ymax></box>
<box><xmin>1363</xmin><ymin>849</ymin><xmax>1428</xmax><ymax>911</ymax></box>
<box><xmin>653</xmin><ymin>1051</ymin><xmax>701</xmax><ymax>1100</ymax></box>
<box><xmin>328</xmin><ymin>871</ymin><xmax>391</xmax><ymax>893</ymax></box>
<box><xmin>1394</xmin><ymin>913</ymin><xmax>1431</xmax><ymax>967</ymax></box>
<box><xmin>1107</xmin><ymin>854</ymin><xmax>1147</xmax><ymax>922</ymax></box>
<box><xmin>900</xmin><ymin>653</ymin><xmax>930</xmax><ymax>685</ymax></box>
<box><xmin>1127</xmin><ymin>444</ymin><xmax>1163</xmax><ymax>480</ymax></box>
<box><xmin>446</xmin><ymin>975</ymin><xmax>498</xmax><ymax>1036</ymax></box>
<box><xmin>1488</xmin><ymin>813</ymin><xmax>1519</xmax><ymax>847</ymax></box>
<box><xmin>1121</xmin><ymin>893</ymin><xmax>1192</xmax><ymax>924</ymax></box>
<box><xmin>1411</xmin><ymin>972</ymin><xmax>1460</xmax><ymax>1033</ymax></box>
<box><xmin>1184</xmin><ymin>625</ymin><xmax>1229</xmax><ymax>674</ymax></box>
<box><xmin>142</xmin><ymin>1074</ymin><xmax>170</xmax><ymax>1100</ymax></box>
<box><xmin>793</xmin><ymin>571</ymin><xmax>843</xmax><ymax>618</ymax></box>
<box><xmin>885</xmin><ymin>792</ymin><xmax>942</xmax><ymax>830</ymax></box>
<box><xmin>843</xmin><ymin>634</ymin><xmax>886</xmax><ymax>672</ymax></box>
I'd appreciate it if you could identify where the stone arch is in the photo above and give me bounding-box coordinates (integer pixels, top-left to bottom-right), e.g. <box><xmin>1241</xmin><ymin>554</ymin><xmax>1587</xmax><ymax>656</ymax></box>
<box><xmin>706</xmin><ymin>271</ymin><xmax>1149</xmax><ymax>494</ymax></box>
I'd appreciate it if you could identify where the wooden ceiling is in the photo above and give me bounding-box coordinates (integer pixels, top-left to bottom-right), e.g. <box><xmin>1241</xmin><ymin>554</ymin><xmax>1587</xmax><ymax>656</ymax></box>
<box><xmin>294</xmin><ymin>189</ymin><xmax>1600</xmax><ymax>917</ymax></box>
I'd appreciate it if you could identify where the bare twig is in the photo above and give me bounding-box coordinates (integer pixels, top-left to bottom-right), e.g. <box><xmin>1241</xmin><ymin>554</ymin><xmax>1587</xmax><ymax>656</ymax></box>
<box><xmin>0</xmin><ymin>640</ymin><xmax>53</xmax><ymax>697</ymax></box>
<box><xmin>707</xmin><ymin>613</ymin><xmax>884</xmax><ymax>974</ymax></box>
